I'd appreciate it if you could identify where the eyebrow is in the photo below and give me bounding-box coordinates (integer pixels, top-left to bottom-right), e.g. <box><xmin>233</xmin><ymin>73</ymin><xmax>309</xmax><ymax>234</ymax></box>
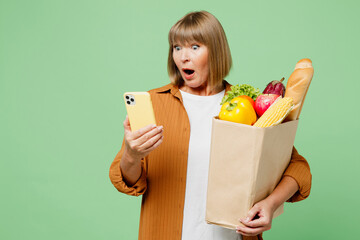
<box><xmin>172</xmin><ymin>40</ymin><xmax>202</xmax><ymax>47</ymax></box>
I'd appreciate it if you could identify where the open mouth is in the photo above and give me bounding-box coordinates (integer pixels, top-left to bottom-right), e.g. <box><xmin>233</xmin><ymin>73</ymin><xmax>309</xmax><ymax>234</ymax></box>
<box><xmin>182</xmin><ymin>68</ymin><xmax>195</xmax><ymax>80</ymax></box>
<box><xmin>183</xmin><ymin>69</ymin><xmax>195</xmax><ymax>75</ymax></box>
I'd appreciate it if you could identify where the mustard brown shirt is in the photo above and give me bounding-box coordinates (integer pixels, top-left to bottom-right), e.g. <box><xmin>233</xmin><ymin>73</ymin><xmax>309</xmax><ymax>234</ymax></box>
<box><xmin>109</xmin><ymin>82</ymin><xmax>312</xmax><ymax>240</ymax></box>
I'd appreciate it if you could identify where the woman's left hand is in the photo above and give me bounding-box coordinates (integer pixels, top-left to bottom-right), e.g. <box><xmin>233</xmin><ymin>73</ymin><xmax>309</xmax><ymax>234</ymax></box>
<box><xmin>236</xmin><ymin>199</ymin><xmax>275</xmax><ymax>236</ymax></box>
<box><xmin>236</xmin><ymin>176</ymin><xmax>299</xmax><ymax>236</ymax></box>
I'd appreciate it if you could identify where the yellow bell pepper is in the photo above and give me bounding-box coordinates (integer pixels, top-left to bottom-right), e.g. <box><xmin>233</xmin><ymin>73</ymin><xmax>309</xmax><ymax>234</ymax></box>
<box><xmin>219</xmin><ymin>96</ymin><xmax>257</xmax><ymax>125</ymax></box>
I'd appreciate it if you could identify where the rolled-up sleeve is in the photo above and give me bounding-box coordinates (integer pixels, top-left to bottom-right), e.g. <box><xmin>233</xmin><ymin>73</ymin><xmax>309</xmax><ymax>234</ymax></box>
<box><xmin>283</xmin><ymin>146</ymin><xmax>312</xmax><ymax>202</ymax></box>
<box><xmin>109</xmin><ymin>141</ymin><xmax>147</xmax><ymax>196</ymax></box>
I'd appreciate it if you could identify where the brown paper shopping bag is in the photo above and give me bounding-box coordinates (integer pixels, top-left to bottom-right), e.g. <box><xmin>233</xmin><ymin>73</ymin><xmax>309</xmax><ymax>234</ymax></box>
<box><xmin>205</xmin><ymin>118</ymin><xmax>299</xmax><ymax>230</ymax></box>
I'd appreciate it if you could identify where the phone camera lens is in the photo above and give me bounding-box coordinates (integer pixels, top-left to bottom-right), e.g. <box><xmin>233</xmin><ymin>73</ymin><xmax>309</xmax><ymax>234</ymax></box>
<box><xmin>127</xmin><ymin>101</ymin><xmax>131</xmax><ymax>105</ymax></box>
<box><xmin>130</xmin><ymin>98</ymin><xmax>134</xmax><ymax>102</ymax></box>
<box><xmin>125</xmin><ymin>96</ymin><xmax>129</xmax><ymax>99</ymax></box>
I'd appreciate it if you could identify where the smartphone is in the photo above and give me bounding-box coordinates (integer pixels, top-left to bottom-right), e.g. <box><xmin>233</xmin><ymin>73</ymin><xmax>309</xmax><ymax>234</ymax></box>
<box><xmin>123</xmin><ymin>92</ymin><xmax>156</xmax><ymax>132</ymax></box>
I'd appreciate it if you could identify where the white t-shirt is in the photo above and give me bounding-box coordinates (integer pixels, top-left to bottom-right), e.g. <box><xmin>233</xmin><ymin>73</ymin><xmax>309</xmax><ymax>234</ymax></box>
<box><xmin>180</xmin><ymin>89</ymin><xmax>242</xmax><ymax>240</ymax></box>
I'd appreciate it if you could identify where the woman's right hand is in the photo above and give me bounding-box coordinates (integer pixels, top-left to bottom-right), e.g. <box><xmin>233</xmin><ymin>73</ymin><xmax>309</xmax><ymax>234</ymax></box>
<box><xmin>123</xmin><ymin>115</ymin><xmax>164</xmax><ymax>163</ymax></box>
<box><xmin>120</xmin><ymin>116</ymin><xmax>163</xmax><ymax>186</ymax></box>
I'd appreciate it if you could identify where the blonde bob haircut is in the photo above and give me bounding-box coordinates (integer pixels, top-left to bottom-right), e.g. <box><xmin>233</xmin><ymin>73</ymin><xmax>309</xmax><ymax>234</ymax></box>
<box><xmin>167</xmin><ymin>11</ymin><xmax>232</xmax><ymax>89</ymax></box>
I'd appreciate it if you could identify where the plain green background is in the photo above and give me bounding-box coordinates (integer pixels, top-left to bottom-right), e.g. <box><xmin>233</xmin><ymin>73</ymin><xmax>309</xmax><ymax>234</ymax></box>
<box><xmin>1</xmin><ymin>0</ymin><xmax>359</xmax><ymax>239</ymax></box>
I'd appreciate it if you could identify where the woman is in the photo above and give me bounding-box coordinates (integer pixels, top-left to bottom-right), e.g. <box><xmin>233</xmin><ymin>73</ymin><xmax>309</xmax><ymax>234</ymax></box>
<box><xmin>109</xmin><ymin>11</ymin><xmax>311</xmax><ymax>240</ymax></box>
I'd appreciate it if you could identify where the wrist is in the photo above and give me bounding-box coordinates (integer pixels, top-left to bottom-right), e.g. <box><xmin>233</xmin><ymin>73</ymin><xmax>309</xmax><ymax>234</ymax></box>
<box><xmin>120</xmin><ymin>149</ymin><xmax>142</xmax><ymax>187</ymax></box>
<box><xmin>265</xmin><ymin>195</ymin><xmax>281</xmax><ymax>212</ymax></box>
<box><xmin>122</xmin><ymin>148</ymin><xmax>142</xmax><ymax>165</ymax></box>
<box><xmin>265</xmin><ymin>176</ymin><xmax>299</xmax><ymax>211</ymax></box>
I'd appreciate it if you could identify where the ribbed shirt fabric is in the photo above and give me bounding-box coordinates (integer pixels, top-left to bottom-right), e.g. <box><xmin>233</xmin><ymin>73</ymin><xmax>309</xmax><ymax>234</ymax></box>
<box><xmin>109</xmin><ymin>81</ymin><xmax>312</xmax><ymax>240</ymax></box>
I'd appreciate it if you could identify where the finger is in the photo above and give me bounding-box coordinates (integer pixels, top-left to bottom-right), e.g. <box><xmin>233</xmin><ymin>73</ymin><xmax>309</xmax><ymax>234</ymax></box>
<box><xmin>241</xmin><ymin>206</ymin><xmax>260</xmax><ymax>224</ymax></box>
<box><xmin>131</xmin><ymin>124</ymin><xmax>157</xmax><ymax>140</ymax></box>
<box><xmin>236</xmin><ymin>226</ymin><xmax>267</xmax><ymax>236</ymax></box>
<box><xmin>236</xmin><ymin>227</ymin><xmax>269</xmax><ymax>236</ymax></box>
<box><xmin>143</xmin><ymin>135</ymin><xmax>164</xmax><ymax>153</ymax></box>
<box><xmin>140</xmin><ymin>129</ymin><xmax>163</xmax><ymax>150</ymax></box>
<box><xmin>236</xmin><ymin>230</ymin><xmax>259</xmax><ymax>237</ymax></box>
<box><xmin>123</xmin><ymin>115</ymin><xmax>132</xmax><ymax>133</ymax></box>
<box><xmin>136</xmin><ymin>125</ymin><xmax>163</xmax><ymax>146</ymax></box>
<box><xmin>243</xmin><ymin>215</ymin><xmax>271</xmax><ymax>228</ymax></box>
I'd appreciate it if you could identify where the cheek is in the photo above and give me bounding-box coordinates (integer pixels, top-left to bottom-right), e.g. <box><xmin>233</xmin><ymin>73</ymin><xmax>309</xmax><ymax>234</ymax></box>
<box><xmin>199</xmin><ymin>57</ymin><xmax>209</xmax><ymax>74</ymax></box>
<box><xmin>172</xmin><ymin>54</ymin><xmax>181</xmax><ymax>69</ymax></box>
<box><xmin>199</xmin><ymin>52</ymin><xmax>209</xmax><ymax>70</ymax></box>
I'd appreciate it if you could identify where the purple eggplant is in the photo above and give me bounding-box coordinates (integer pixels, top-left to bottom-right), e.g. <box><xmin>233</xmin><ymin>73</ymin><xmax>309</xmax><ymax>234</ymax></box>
<box><xmin>263</xmin><ymin>77</ymin><xmax>286</xmax><ymax>97</ymax></box>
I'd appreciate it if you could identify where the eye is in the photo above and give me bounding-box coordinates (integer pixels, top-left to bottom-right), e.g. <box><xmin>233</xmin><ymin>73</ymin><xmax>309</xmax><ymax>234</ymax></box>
<box><xmin>174</xmin><ymin>46</ymin><xmax>181</xmax><ymax>51</ymax></box>
<box><xmin>192</xmin><ymin>45</ymin><xmax>200</xmax><ymax>50</ymax></box>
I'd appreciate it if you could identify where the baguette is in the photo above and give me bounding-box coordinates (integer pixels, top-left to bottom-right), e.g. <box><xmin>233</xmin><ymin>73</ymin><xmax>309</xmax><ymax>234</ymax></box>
<box><xmin>284</xmin><ymin>58</ymin><xmax>314</xmax><ymax>121</ymax></box>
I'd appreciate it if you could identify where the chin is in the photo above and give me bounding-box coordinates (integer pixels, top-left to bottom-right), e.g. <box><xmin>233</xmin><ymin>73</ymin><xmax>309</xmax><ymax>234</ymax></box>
<box><xmin>183</xmin><ymin>79</ymin><xmax>207</xmax><ymax>89</ymax></box>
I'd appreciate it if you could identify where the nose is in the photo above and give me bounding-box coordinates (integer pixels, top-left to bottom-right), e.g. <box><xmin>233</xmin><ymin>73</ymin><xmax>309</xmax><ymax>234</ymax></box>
<box><xmin>180</xmin><ymin>49</ymin><xmax>190</xmax><ymax>63</ymax></box>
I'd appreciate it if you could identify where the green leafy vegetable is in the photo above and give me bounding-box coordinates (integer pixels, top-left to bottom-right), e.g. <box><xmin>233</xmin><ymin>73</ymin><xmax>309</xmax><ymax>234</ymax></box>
<box><xmin>221</xmin><ymin>84</ymin><xmax>260</xmax><ymax>105</ymax></box>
